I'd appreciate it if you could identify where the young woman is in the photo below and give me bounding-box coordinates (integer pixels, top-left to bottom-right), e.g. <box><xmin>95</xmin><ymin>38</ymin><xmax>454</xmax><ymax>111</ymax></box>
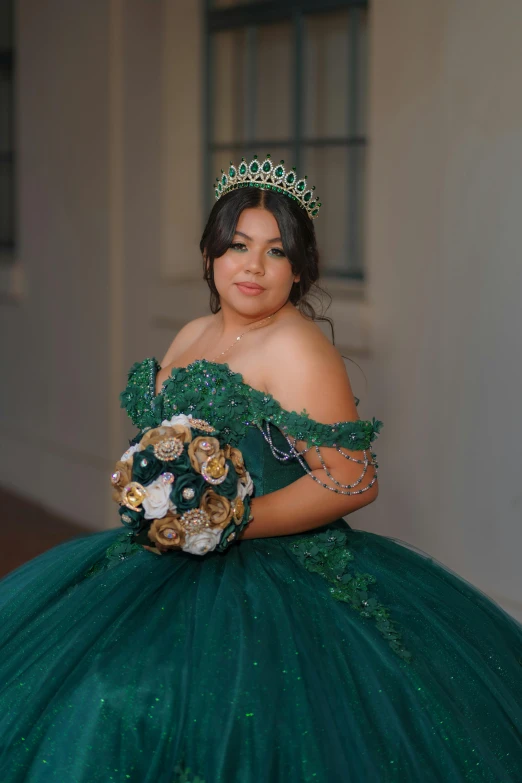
<box><xmin>0</xmin><ymin>156</ymin><xmax>521</xmax><ymax>782</ymax></box>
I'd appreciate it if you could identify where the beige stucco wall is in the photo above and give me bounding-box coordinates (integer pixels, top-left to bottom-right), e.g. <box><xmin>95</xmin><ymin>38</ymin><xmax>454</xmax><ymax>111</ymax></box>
<box><xmin>0</xmin><ymin>0</ymin><xmax>113</xmax><ymax>526</ymax></box>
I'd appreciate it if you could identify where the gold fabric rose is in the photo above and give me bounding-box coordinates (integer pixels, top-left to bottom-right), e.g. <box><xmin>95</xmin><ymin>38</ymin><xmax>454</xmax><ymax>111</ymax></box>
<box><xmin>188</xmin><ymin>436</ymin><xmax>222</xmax><ymax>473</ymax></box>
<box><xmin>232</xmin><ymin>496</ymin><xmax>245</xmax><ymax>525</ymax></box>
<box><xmin>141</xmin><ymin>424</ymin><xmax>192</xmax><ymax>449</ymax></box>
<box><xmin>147</xmin><ymin>515</ymin><xmax>186</xmax><ymax>549</ymax></box>
<box><xmin>224</xmin><ymin>445</ymin><xmax>247</xmax><ymax>479</ymax></box>
<box><xmin>200</xmin><ymin>488</ymin><xmax>233</xmax><ymax>529</ymax></box>
<box><xmin>111</xmin><ymin>459</ymin><xmax>133</xmax><ymax>503</ymax></box>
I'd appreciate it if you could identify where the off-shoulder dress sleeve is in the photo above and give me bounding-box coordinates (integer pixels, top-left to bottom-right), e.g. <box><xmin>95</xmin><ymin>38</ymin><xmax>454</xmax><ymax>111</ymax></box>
<box><xmin>246</xmin><ymin>385</ymin><xmax>383</xmax><ymax>451</ymax></box>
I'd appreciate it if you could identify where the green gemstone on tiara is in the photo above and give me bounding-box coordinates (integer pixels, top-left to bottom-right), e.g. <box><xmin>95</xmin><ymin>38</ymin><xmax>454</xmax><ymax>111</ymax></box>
<box><xmin>212</xmin><ymin>153</ymin><xmax>322</xmax><ymax>220</ymax></box>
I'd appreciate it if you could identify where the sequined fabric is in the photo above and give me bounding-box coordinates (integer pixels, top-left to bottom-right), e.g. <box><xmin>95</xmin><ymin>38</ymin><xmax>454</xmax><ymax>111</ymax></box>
<box><xmin>119</xmin><ymin>357</ymin><xmax>382</xmax><ymax>450</ymax></box>
<box><xmin>0</xmin><ymin>357</ymin><xmax>521</xmax><ymax>781</ymax></box>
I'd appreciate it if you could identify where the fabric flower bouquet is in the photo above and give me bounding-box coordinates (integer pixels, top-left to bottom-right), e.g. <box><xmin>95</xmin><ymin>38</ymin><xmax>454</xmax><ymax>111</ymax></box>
<box><xmin>110</xmin><ymin>414</ymin><xmax>254</xmax><ymax>555</ymax></box>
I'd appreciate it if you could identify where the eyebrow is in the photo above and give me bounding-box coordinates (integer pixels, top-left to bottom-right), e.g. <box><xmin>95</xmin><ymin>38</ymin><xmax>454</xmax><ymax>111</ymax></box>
<box><xmin>234</xmin><ymin>230</ymin><xmax>282</xmax><ymax>244</ymax></box>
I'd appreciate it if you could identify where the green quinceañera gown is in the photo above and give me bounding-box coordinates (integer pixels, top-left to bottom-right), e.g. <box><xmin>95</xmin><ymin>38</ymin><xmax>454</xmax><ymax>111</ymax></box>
<box><xmin>0</xmin><ymin>357</ymin><xmax>521</xmax><ymax>783</ymax></box>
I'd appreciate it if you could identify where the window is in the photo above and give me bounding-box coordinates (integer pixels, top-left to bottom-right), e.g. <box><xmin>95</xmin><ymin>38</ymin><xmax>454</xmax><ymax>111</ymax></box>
<box><xmin>204</xmin><ymin>0</ymin><xmax>369</xmax><ymax>279</ymax></box>
<box><xmin>0</xmin><ymin>0</ymin><xmax>15</xmax><ymax>259</ymax></box>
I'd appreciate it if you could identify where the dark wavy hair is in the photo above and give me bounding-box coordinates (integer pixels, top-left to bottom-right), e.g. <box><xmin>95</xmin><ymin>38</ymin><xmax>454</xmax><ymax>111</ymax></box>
<box><xmin>199</xmin><ymin>187</ymin><xmax>336</xmax><ymax>341</ymax></box>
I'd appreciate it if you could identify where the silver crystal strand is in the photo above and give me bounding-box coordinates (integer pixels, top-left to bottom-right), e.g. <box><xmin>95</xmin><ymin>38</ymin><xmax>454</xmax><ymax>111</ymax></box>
<box><xmin>255</xmin><ymin>421</ymin><xmax>378</xmax><ymax>496</ymax></box>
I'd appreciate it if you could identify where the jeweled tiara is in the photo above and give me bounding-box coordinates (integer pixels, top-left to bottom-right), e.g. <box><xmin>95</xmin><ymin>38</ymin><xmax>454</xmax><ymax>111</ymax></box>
<box><xmin>214</xmin><ymin>154</ymin><xmax>322</xmax><ymax>220</ymax></box>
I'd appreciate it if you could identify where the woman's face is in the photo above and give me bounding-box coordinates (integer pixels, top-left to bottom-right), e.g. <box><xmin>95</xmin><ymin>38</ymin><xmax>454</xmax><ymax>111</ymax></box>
<box><xmin>211</xmin><ymin>207</ymin><xmax>300</xmax><ymax>317</ymax></box>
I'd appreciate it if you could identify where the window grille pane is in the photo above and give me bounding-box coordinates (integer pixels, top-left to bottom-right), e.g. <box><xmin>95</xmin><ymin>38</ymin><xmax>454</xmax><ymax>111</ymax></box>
<box><xmin>212</xmin><ymin>29</ymin><xmax>248</xmax><ymax>146</ymax></box>
<box><xmin>0</xmin><ymin>68</ymin><xmax>11</xmax><ymax>153</ymax></box>
<box><xmin>356</xmin><ymin>9</ymin><xmax>369</xmax><ymax>136</ymax></box>
<box><xmin>304</xmin><ymin>8</ymin><xmax>368</xmax><ymax>139</ymax></box>
<box><xmin>301</xmin><ymin>145</ymin><xmax>362</xmax><ymax>279</ymax></box>
<box><xmin>306</xmin><ymin>143</ymin><xmax>365</xmax><ymax>278</ymax></box>
<box><xmin>304</xmin><ymin>11</ymin><xmax>350</xmax><ymax>140</ymax></box>
<box><xmin>0</xmin><ymin>159</ymin><xmax>13</xmax><ymax>245</ymax></box>
<box><xmin>347</xmin><ymin>143</ymin><xmax>366</xmax><ymax>278</ymax></box>
<box><xmin>303</xmin><ymin>146</ymin><xmax>349</xmax><ymax>276</ymax></box>
<box><xmin>254</xmin><ymin>22</ymin><xmax>292</xmax><ymax>143</ymax></box>
<box><xmin>0</xmin><ymin>0</ymin><xmax>13</xmax><ymax>51</ymax></box>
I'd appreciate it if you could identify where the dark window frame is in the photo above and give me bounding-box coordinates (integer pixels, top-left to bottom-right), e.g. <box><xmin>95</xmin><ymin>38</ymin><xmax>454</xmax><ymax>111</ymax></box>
<box><xmin>203</xmin><ymin>0</ymin><xmax>369</xmax><ymax>280</ymax></box>
<box><xmin>0</xmin><ymin>0</ymin><xmax>16</xmax><ymax>256</ymax></box>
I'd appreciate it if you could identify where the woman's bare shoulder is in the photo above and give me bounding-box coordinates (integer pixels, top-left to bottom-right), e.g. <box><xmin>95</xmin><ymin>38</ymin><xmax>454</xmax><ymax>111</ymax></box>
<box><xmin>268</xmin><ymin>311</ymin><xmax>342</xmax><ymax>367</ymax></box>
<box><xmin>264</xmin><ymin>313</ymin><xmax>358</xmax><ymax>423</ymax></box>
<box><xmin>160</xmin><ymin>315</ymin><xmax>214</xmax><ymax>367</ymax></box>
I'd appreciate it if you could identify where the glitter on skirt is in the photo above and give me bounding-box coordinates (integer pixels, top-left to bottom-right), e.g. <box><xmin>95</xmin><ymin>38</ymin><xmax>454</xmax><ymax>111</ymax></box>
<box><xmin>0</xmin><ymin>358</ymin><xmax>520</xmax><ymax>781</ymax></box>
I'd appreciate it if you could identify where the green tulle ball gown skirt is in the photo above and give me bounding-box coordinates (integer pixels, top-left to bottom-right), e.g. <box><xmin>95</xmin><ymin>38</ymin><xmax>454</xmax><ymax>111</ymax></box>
<box><xmin>0</xmin><ymin>517</ymin><xmax>521</xmax><ymax>782</ymax></box>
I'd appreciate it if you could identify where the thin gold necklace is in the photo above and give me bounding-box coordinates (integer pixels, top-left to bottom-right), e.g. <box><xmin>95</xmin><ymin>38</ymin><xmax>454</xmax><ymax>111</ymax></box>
<box><xmin>210</xmin><ymin>307</ymin><xmax>283</xmax><ymax>361</ymax></box>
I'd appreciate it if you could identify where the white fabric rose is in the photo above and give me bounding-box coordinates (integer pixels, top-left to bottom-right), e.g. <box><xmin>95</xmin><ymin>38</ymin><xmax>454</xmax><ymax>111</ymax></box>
<box><xmin>237</xmin><ymin>472</ymin><xmax>254</xmax><ymax>500</ymax></box>
<box><xmin>120</xmin><ymin>443</ymin><xmax>142</xmax><ymax>462</ymax></box>
<box><xmin>142</xmin><ymin>479</ymin><xmax>173</xmax><ymax>520</ymax></box>
<box><xmin>182</xmin><ymin>529</ymin><xmax>222</xmax><ymax>556</ymax></box>
<box><xmin>161</xmin><ymin>414</ymin><xmax>192</xmax><ymax>428</ymax></box>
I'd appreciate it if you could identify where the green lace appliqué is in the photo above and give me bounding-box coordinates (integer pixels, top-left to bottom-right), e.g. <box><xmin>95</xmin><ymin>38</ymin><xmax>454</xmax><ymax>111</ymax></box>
<box><xmin>290</xmin><ymin>528</ymin><xmax>412</xmax><ymax>662</ymax></box>
<box><xmin>173</xmin><ymin>764</ymin><xmax>205</xmax><ymax>783</ymax></box>
<box><xmin>84</xmin><ymin>532</ymin><xmax>143</xmax><ymax>579</ymax></box>
<box><xmin>119</xmin><ymin>357</ymin><xmax>383</xmax><ymax>451</ymax></box>
<box><xmin>119</xmin><ymin>358</ymin><xmax>162</xmax><ymax>431</ymax></box>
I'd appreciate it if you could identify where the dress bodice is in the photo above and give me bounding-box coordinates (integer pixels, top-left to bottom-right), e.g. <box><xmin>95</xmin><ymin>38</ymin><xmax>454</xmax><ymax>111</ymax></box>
<box><xmin>119</xmin><ymin>357</ymin><xmax>384</xmax><ymax>497</ymax></box>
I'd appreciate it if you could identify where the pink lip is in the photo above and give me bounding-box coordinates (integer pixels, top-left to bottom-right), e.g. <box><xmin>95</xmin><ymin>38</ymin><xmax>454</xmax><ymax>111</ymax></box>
<box><xmin>235</xmin><ymin>282</ymin><xmax>265</xmax><ymax>295</ymax></box>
